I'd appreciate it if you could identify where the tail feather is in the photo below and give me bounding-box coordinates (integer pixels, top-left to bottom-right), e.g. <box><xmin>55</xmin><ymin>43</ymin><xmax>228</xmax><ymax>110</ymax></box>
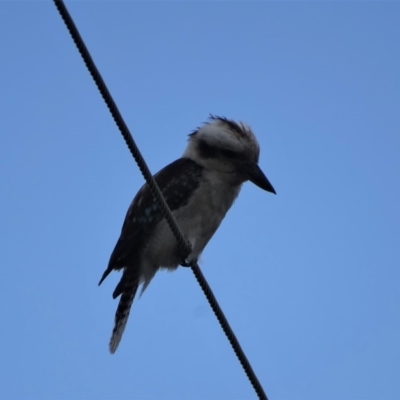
<box><xmin>112</xmin><ymin>279</ymin><xmax>125</xmax><ymax>299</ymax></box>
<box><xmin>109</xmin><ymin>275</ymin><xmax>139</xmax><ymax>354</ymax></box>
<box><xmin>99</xmin><ymin>238</ymin><xmax>126</xmax><ymax>286</ymax></box>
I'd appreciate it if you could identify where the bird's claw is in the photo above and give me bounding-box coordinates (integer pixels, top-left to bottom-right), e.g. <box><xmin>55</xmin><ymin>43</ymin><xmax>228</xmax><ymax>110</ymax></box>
<box><xmin>180</xmin><ymin>259</ymin><xmax>191</xmax><ymax>267</ymax></box>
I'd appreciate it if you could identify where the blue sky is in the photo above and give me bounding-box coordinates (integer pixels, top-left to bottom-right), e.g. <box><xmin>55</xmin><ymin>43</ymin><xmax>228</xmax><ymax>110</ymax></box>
<box><xmin>1</xmin><ymin>2</ymin><xmax>399</xmax><ymax>400</ymax></box>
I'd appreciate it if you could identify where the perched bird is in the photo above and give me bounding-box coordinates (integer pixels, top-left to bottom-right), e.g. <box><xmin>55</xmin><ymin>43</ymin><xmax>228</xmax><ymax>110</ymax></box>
<box><xmin>99</xmin><ymin>115</ymin><xmax>276</xmax><ymax>353</ymax></box>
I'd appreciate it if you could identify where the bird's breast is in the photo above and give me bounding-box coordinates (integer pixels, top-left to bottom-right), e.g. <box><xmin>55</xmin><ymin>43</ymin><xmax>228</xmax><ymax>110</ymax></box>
<box><xmin>143</xmin><ymin>173</ymin><xmax>241</xmax><ymax>269</ymax></box>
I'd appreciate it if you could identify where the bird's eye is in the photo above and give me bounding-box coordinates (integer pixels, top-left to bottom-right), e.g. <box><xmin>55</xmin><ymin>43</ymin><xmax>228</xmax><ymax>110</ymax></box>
<box><xmin>220</xmin><ymin>149</ymin><xmax>238</xmax><ymax>159</ymax></box>
<box><xmin>197</xmin><ymin>140</ymin><xmax>219</xmax><ymax>159</ymax></box>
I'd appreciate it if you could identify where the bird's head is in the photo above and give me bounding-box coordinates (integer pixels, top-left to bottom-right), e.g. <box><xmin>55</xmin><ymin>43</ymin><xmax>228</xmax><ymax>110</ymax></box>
<box><xmin>183</xmin><ymin>115</ymin><xmax>276</xmax><ymax>194</ymax></box>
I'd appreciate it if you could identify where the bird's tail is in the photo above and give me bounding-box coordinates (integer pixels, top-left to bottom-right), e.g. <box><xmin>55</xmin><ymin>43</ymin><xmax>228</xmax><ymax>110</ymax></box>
<box><xmin>109</xmin><ymin>275</ymin><xmax>139</xmax><ymax>354</ymax></box>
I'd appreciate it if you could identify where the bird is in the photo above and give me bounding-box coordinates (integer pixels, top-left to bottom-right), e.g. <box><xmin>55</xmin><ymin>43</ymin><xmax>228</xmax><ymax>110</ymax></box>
<box><xmin>99</xmin><ymin>115</ymin><xmax>276</xmax><ymax>353</ymax></box>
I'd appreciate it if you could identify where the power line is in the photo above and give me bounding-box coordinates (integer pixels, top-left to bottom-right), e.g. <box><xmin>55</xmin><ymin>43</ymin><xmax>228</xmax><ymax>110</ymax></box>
<box><xmin>53</xmin><ymin>1</ymin><xmax>269</xmax><ymax>399</ymax></box>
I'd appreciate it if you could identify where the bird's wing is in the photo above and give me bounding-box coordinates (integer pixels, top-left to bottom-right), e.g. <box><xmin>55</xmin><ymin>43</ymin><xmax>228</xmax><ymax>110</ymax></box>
<box><xmin>98</xmin><ymin>157</ymin><xmax>203</xmax><ymax>287</ymax></box>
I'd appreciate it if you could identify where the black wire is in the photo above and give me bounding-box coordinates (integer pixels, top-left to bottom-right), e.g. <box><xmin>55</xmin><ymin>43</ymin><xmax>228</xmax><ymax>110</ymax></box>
<box><xmin>52</xmin><ymin>0</ymin><xmax>191</xmax><ymax>262</ymax></box>
<box><xmin>191</xmin><ymin>262</ymin><xmax>268</xmax><ymax>400</ymax></box>
<box><xmin>53</xmin><ymin>1</ymin><xmax>268</xmax><ymax>399</ymax></box>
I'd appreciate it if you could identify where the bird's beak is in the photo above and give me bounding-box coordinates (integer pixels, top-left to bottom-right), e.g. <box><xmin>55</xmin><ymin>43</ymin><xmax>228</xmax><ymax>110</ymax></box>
<box><xmin>241</xmin><ymin>162</ymin><xmax>276</xmax><ymax>194</ymax></box>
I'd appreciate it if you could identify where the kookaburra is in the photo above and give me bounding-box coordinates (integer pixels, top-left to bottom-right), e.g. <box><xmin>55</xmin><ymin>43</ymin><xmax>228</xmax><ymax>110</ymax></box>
<box><xmin>99</xmin><ymin>115</ymin><xmax>276</xmax><ymax>353</ymax></box>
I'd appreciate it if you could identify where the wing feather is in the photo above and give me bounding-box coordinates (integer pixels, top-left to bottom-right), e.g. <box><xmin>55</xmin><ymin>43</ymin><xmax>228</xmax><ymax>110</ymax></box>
<box><xmin>99</xmin><ymin>157</ymin><xmax>203</xmax><ymax>286</ymax></box>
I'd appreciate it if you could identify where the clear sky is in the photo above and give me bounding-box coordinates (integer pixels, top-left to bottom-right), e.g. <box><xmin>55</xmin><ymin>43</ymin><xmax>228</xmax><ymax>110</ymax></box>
<box><xmin>1</xmin><ymin>2</ymin><xmax>399</xmax><ymax>400</ymax></box>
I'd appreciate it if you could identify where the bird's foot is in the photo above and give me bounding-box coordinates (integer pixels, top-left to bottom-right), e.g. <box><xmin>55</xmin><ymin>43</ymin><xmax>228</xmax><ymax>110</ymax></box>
<box><xmin>180</xmin><ymin>259</ymin><xmax>191</xmax><ymax>267</ymax></box>
<box><xmin>177</xmin><ymin>238</ymin><xmax>194</xmax><ymax>267</ymax></box>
